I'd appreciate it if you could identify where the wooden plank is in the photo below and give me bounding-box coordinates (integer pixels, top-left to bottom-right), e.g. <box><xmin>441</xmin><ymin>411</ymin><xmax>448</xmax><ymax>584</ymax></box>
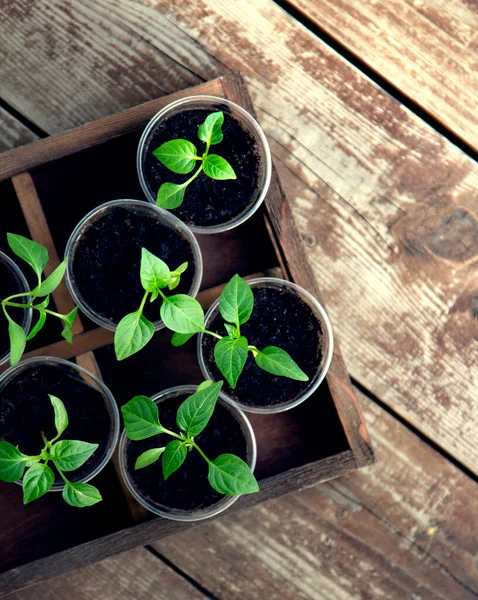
<box><xmin>0</xmin><ymin>0</ymin><xmax>475</xmax><ymax>472</ymax></box>
<box><xmin>4</xmin><ymin>547</ymin><xmax>208</xmax><ymax>600</ymax></box>
<box><xmin>289</xmin><ymin>0</ymin><xmax>478</xmax><ymax>152</ymax></box>
<box><xmin>152</xmin><ymin>391</ymin><xmax>478</xmax><ymax>600</ymax></box>
<box><xmin>0</xmin><ymin>107</ymin><xmax>36</xmax><ymax>152</ymax></box>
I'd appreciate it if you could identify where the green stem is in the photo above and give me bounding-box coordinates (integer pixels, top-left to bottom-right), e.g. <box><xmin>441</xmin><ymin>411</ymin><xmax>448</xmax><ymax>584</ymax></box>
<box><xmin>248</xmin><ymin>345</ymin><xmax>259</xmax><ymax>357</ymax></box>
<box><xmin>160</xmin><ymin>427</ymin><xmax>186</xmax><ymax>441</ymax></box>
<box><xmin>203</xmin><ymin>329</ymin><xmax>223</xmax><ymax>340</ymax></box>
<box><xmin>190</xmin><ymin>440</ymin><xmax>211</xmax><ymax>464</ymax></box>
<box><xmin>2</xmin><ymin>290</ymin><xmax>32</xmax><ymax>304</ymax></box>
<box><xmin>56</xmin><ymin>464</ymin><xmax>70</xmax><ymax>485</ymax></box>
<box><xmin>183</xmin><ymin>163</ymin><xmax>204</xmax><ymax>188</ymax></box>
<box><xmin>138</xmin><ymin>290</ymin><xmax>150</xmax><ymax>314</ymax></box>
<box><xmin>3</xmin><ymin>301</ymin><xmax>32</xmax><ymax>309</ymax></box>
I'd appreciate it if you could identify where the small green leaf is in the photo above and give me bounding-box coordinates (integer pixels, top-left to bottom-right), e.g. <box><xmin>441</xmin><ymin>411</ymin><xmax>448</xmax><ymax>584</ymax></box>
<box><xmin>224</xmin><ymin>323</ymin><xmax>238</xmax><ymax>338</ymax></box>
<box><xmin>176</xmin><ymin>380</ymin><xmax>223</xmax><ymax>437</ymax></box>
<box><xmin>167</xmin><ymin>262</ymin><xmax>188</xmax><ymax>291</ymax></box>
<box><xmin>22</xmin><ymin>463</ymin><xmax>54</xmax><ymax>504</ymax></box>
<box><xmin>134</xmin><ymin>447</ymin><xmax>165</xmax><ymax>470</ymax></box>
<box><xmin>219</xmin><ymin>274</ymin><xmax>254</xmax><ymax>327</ymax></box>
<box><xmin>254</xmin><ymin>346</ymin><xmax>309</xmax><ymax>381</ymax></box>
<box><xmin>173</xmin><ymin>262</ymin><xmax>188</xmax><ymax>275</ymax></box>
<box><xmin>156</xmin><ymin>182</ymin><xmax>187</xmax><ymax>209</ymax></box>
<box><xmin>162</xmin><ymin>440</ymin><xmax>187</xmax><ymax>480</ymax></box>
<box><xmin>196</xmin><ymin>380</ymin><xmax>213</xmax><ymax>392</ymax></box>
<box><xmin>61</xmin><ymin>307</ymin><xmax>78</xmax><ymax>344</ymax></box>
<box><xmin>214</xmin><ymin>336</ymin><xmax>248</xmax><ymax>389</ymax></box>
<box><xmin>171</xmin><ymin>331</ymin><xmax>195</xmax><ymax>347</ymax></box>
<box><xmin>7</xmin><ymin>315</ymin><xmax>26</xmax><ymax>367</ymax></box>
<box><xmin>198</xmin><ymin>111</ymin><xmax>224</xmax><ymax>146</ymax></box>
<box><xmin>121</xmin><ymin>395</ymin><xmax>163</xmax><ymax>440</ymax></box>
<box><xmin>114</xmin><ymin>311</ymin><xmax>154</xmax><ymax>360</ymax></box>
<box><xmin>153</xmin><ymin>139</ymin><xmax>199</xmax><ymax>174</ymax></box>
<box><xmin>160</xmin><ymin>294</ymin><xmax>205</xmax><ymax>334</ymax></box>
<box><xmin>51</xmin><ymin>440</ymin><xmax>98</xmax><ymax>472</ymax></box>
<box><xmin>35</xmin><ymin>260</ymin><xmax>66</xmax><ymax>297</ymax></box>
<box><xmin>140</xmin><ymin>248</ymin><xmax>171</xmax><ymax>292</ymax></box>
<box><xmin>7</xmin><ymin>233</ymin><xmax>48</xmax><ymax>278</ymax></box>
<box><xmin>49</xmin><ymin>394</ymin><xmax>69</xmax><ymax>440</ymax></box>
<box><xmin>0</xmin><ymin>441</ymin><xmax>30</xmax><ymax>482</ymax></box>
<box><xmin>26</xmin><ymin>309</ymin><xmax>47</xmax><ymax>341</ymax></box>
<box><xmin>62</xmin><ymin>481</ymin><xmax>102</xmax><ymax>507</ymax></box>
<box><xmin>203</xmin><ymin>154</ymin><xmax>236</xmax><ymax>180</ymax></box>
<box><xmin>208</xmin><ymin>454</ymin><xmax>259</xmax><ymax>495</ymax></box>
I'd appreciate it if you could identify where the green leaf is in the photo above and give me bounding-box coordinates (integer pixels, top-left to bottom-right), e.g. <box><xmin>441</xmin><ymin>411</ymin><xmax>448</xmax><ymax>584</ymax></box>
<box><xmin>61</xmin><ymin>307</ymin><xmax>78</xmax><ymax>344</ymax></box>
<box><xmin>160</xmin><ymin>294</ymin><xmax>204</xmax><ymax>334</ymax></box>
<box><xmin>162</xmin><ymin>440</ymin><xmax>187</xmax><ymax>480</ymax></box>
<box><xmin>7</xmin><ymin>233</ymin><xmax>48</xmax><ymax>278</ymax></box>
<box><xmin>171</xmin><ymin>331</ymin><xmax>195</xmax><ymax>347</ymax></box>
<box><xmin>219</xmin><ymin>274</ymin><xmax>254</xmax><ymax>327</ymax></box>
<box><xmin>214</xmin><ymin>336</ymin><xmax>248</xmax><ymax>389</ymax></box>
<box><xmin>26</xmin><ymin>309</ymin><xmax>47</xmax><ymax>341</ymax></box>
<box><xmin>114</xmin><ymin>311</ymin><xmax>154</xmax><ymax>360</ymax></box>
<box><xmin>176</xmin><ymin>380</ymin><xmax>223</xmax><ymax>437</ymax></box>
<box><xmin>156</xmin><ymin>182</ymin><xmax>187</xmax><ymax>209</ymax></box>
<box><xmin>140</xmin><ymin>248</ymin><xmax>171</xmax><ymax>292</ymax></box>
<box><xmin>196</xmin><ymin>380</ymin><xmax>213</xmax><ymax>392</ymax></box>
<box><xmin>49</xmin><ymin>394</ymin><xmax>69</xmax><ymax>440</ymax></box>
<box><xmin>167</xmin><ymin>262</ymin><xmax>188</xmax><ymax>291</ymax></box>
<box><xmin>224</xmin><ymin>323</ymin><xmax>238</xmax><ymax>338</ymax></box>
<box><xmin>153</xmin><ymin>139</ymin><xmax>199</xmax><ymax>174</ymax></box>
<box><xmin>173</xmin><ymin>262</ymin><xmax>188</xmax><ymax>275</ymax></box>
<box><xmin>6</xmin><ymin>315</ymin><xmax>26</xmax><ymax>366</ymax></box>
<box><xmin>254</xmin><ymin>346</ymin><xmax>309</xmax><ymax>381</ymax></box>
<box><xmin>62</xmin><ymin>481</ymin><xmax>102</xmax><ymax>507</ymax></box>
<box><xmin>22</xmin><ymin>463</ymin><xmax>54</xmax><ymax>504</ymax></box>
<box><xmin>51</xmin><ymin>440</ymin><xmax>98</xmax><ymax>472</ymax></box>
<box><xmin>134</xmin><ymin>447</ymin><xmax>165</xmax><ymax>470</ymax></box>
<box><xmin>121</xmin><ymin>395</ymin><xmax>163</xmax><ymax>440</ymax></box>
<box><xmin>198</xmin><ymin>111</ymin><xmax>224</xmax><ymax>146</ymax></box>
<box><xmin>35</xmin><ymin>260</ymin><xmax>66</xmax><ymax>297</ymax></box>
<box><xmin>208</xmin><ymin>454</ymin><xmax>259</xmax><ymax>495</ymax></box>
<box><xmin>0</xmin><ymin>441</ymin><xmax>30</xmax><ymax>482</ymax></box>
<box><xmin>203</xmin><ymin>154</ymin><xmax>236</xmax><ymax>180</ymax></box>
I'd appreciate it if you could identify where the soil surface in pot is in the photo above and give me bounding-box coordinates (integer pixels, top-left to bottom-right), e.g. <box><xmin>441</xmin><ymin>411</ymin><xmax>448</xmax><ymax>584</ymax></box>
<box><xmin>0</xmin><ymin>259</ymin><xmax>28</xmax><ymax>361</ymax></box>
<box><xmin>126</xmin><ymin>394</ymin><xmax>248</xmax><ymax>512</ymax></box>
<box><xmin>144</xmin><ymin>108</ymin><xmax>261</xmax><ymax>228</ymax></box>
<box><xmin>0</xmin><ymin>363</ymin><xmax>113</xmax><ymax>483</ymax></box>
<box><xmin>202</xmin><ymin>286</ymin><xmax>323</xmax><ymax>408</ymax></box>
<box><xmin>71</xmin><ymin>205</ymin><xmax>196</xmax><ymax>324</ymax></box>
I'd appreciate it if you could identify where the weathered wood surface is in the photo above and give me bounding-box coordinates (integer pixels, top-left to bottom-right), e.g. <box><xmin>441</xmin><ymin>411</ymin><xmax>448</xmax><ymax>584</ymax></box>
<box><xmin>290</xmin><ymin>0</ymin><xmax>478</xmax><ymax>152</ymax></box>
<box><xmin>153</xmin><ymin>391</ymin><xmax>478</xmax><ymax>600</ymax></box>
<box><xmin>0</xmin><ymin>0</ymin><xmax>476</xmax><ymax>473</ymax></box>
<box><xmin>4</xmin><ymin>547</ymin><xmax>208</xmax><ymax>600</ymax></box>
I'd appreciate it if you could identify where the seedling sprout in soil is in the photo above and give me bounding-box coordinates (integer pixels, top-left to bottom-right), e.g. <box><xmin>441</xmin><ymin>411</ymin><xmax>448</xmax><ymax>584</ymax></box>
<box><xmin>1</xmin><ymin>234</ymin><xmax>77</xmax><ymax>366</ymax></box>
<box><xmin>154</xmin><ymin>111</ymin><xmax>236</xmax><ymax>209</ymax></box>
<box><xmin>0</xmin><ymin>394</ymin><xmax>101</xmax><ymax>507</ymax></box>
<box><xmin>122</xmin><ymin>381</ymin><xmax>258</xmax><ymax>496</ymax></box>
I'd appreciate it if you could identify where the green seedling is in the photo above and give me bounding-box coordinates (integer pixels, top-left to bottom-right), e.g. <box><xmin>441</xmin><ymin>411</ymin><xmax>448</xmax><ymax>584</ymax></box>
<box><xmin>0</xmin><ymin>394</ymin><xmax>102</xmax><ymax>507</ymax></box>
<box><xmin>122</xmin><ymin>381</ymin><xmax>258</xmax><ymax>495</ymax></box>
<box><xmin>154</xmin><ymin>111</ymin><xmax>236</xmax><ymax>209</ymax></box>
<box><xmin>1</xmin><ymin>233</ymin><xmax>78</xmax><ymax>366</ymax></box>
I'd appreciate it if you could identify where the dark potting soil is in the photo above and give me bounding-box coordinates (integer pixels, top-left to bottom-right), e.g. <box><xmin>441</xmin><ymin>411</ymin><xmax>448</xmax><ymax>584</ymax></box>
<box><xmin>0</xmin><ymin>259</ymin><xmax>29</xmax><ymax>361</ymax></box>
<box><xmin>71</xmin><ymin>205</ymin><xmax>196</xmax><ymax>324</ymax></box>
<box><xmin>126</xmin><ymin>394</ymin><xmax>248</xmax><ymax>512</ymax></box>
<box><xmin>0</xmin><ymin>362</ymin><xmax>113</xmax><ymax>483</ymax></box>
<box><xmin>202</xmin><ymin>287</ymin><xmax>323</xmax><ymax>408</ymax></box>
<box><xmin>143</xmin><ymin>108</ymin><xmax>261</xmax><ymax>227</ymax></box>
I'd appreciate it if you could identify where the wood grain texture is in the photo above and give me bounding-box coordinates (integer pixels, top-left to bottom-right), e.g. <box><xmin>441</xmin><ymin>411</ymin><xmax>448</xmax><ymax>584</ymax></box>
<box><xmin>290</xmin><ymin>0</ymin><xmax>478</xmax><ymax>152</ymax></box>
<box><xmin>0</xmin><ymin>0</ymin><xmax>475</xmax><ymax>472</ymax></box>
<box><xmin>0</xmin><ymin>107</ymin><xmax>36</xmax><ymax>152</ymax></box>
<box><xmin>153</xmin><ymin>391</ymin><xmax>478</xmax><ymax>600</ymax></box>
<box><xmin>4</xmin><ymin>547</ymin><xmax>208</xmax><ymax>600</ymax></box>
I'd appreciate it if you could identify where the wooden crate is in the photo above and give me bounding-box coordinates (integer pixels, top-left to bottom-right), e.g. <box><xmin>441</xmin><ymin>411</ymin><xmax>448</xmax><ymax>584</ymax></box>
<box><xmin>0</xmin><ymin>72</ymin><xmax>374</xmax><ymax>595</ymax></box>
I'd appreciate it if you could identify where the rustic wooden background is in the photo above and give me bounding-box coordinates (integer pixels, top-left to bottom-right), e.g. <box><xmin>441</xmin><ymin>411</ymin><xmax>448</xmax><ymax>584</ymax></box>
<box><xmin>2</xmin><ymin>0</ymin><xmax>477</xmax><ymax>598</ymax></box>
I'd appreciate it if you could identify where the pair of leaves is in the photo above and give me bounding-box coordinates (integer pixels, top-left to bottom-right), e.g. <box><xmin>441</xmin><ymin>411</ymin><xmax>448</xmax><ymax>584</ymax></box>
<box><xmin>154</xmin><ymin>111</ymin><xmax>236</xmax><ymax>209</ymax></box>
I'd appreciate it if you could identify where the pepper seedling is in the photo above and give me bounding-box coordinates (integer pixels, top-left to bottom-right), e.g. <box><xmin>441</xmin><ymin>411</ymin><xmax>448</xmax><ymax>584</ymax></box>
<box><xmin>169</xmin><ymin>274</ymin><xmax>309</xmax><ymax>389</ymax></box>
<box><xmin>0</xmin><ymin>394</ymin><xmax>102</xmax><ymax>507</ymax></box>
<box><xmin>122</xmin><ymin>381</ymin><xmax>258</xmax><ymax>495</ymax></box>
<box><xmin>114</xmin><ymin>248</ymin><xmax>204</xmax><ymax>360</ymax></box>
<box><xmin>154</xmin><ymin>111</ymin><xmax>236</xmax><ymax>209</ymax></box>
<box><xmin>1</xmin><ymin>233</ymin><xmax>78</xmax><ymax>366</ymax></box>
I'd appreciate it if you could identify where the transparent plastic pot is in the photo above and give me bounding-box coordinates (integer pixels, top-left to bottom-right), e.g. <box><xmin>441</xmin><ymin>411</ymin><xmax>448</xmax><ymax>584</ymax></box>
<box><xmin>65</xmin><ymin>199</ymin><xmax>203</xmax><ymax>331</ymax></box>
<box><xmin>0</xmin><ymin>356</ymin><xmax>120</xmax><ymax>492</ymax></box>
<box><xmin>137</xmin><ymin>95</ymin><xmax>272</xmax><ymax>235</ymax></box>
<box><xmin>198</xmin><ymin>278</ymin><xmax>334</xmax><ymax>414</ymax></box>
<box><xmin>0</xmin><ymin>251</ymin><xmax>32</xmax><ymax>366</ymax></box>
<box><xmin>119</xmin><ymin>384</ymin><xmax>257</xmax><ymax>521</ymax></box>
